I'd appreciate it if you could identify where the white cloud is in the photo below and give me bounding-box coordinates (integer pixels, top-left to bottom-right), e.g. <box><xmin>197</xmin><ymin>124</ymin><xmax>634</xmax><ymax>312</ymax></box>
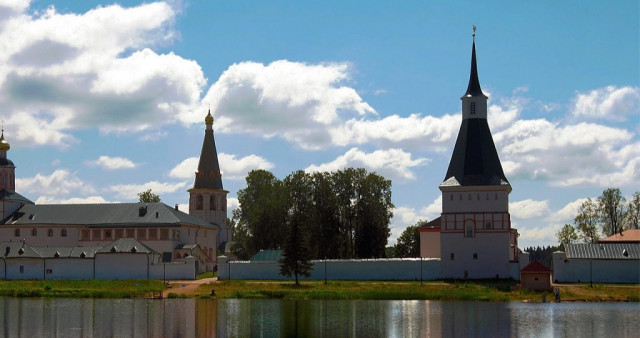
<box><xmin>495</xmin><ymin>119</ymin><xmax>637</xmax><ymax>187</ymax></box>
<box><xmin>109</xmin><ymin>180</ymin><xmax>188</xmax><ymax>200</ymax></box>
<box><xmin>305</xmin><ymin>148</ymin><xmax>428</xmax><ymax>181</ymax></box>
<box><xmin>517</xmin><ymin>223</ymin><xmax>563</xmax><ymax>248</ymax></box>
<box><xmin>169</xmin><ymin>153</ymin><xmax>274</xmax><ymax>180</ymax></box>
<box><xmin>0</xmin><ymin>2</ymin><xmax>206</xmax><ymax>146</ymax></box>
<box><xmin>330</xmin><ymin>113</ymin><xmax>459</xmax><ymax>150</ymax></box>
<box><xmin>388</xmin><ymin>196</ymin><xmax>441</xmax><ymax>245</ymax></box>
<box><xmin>571</xmin><ymin>86</ymin><xmax>640</xmax><ymax>122</ymax></box>
<box><xmin>550</xmin><ymin>198</ymin><xmax>588</xmax><ymax>223</ymax></box>
<box><xmin>16</xmin><ymin>169</ymin><xmax>95</xmax><ymax>196</ymax></box>
<box><xmin>202</xmin><ymin>60</ymin><xmax>375</xmax><ymax>149</ymax></box>
<box><xmin>509</xmin><ymin>199</ymin><xmax>550</xmax><ymax>220</ymax></box>
<box><xmin>86</xmin><ymin>155</ymin><xmax>136</xmax><ymax>170</ymax></box>
<box><xmin>36</xmin><ymin>195</ymin><xmax>113</xmax><ymax>204</ymax></box>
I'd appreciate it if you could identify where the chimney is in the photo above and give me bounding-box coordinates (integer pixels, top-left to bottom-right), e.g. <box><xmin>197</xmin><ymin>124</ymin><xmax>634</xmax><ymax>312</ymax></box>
<box><xmin>175</xmin><ymin>204</ymin><xmax>179</xmax><ymax>211</ymax></box>
<box><xmin>138</xmin><ymin>206</ymin><xmax>147</xmax><ymax>217</ymax></box>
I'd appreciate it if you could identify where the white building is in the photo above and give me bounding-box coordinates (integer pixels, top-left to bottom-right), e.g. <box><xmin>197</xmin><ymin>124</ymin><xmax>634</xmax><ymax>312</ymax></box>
<box><xmin>0</xmin><ymin>112</ymin><xmax>229</xmax><ymax>274</ymax></box>
<box><xmin>420</xmin><ymin>33</ymin><xmax>520</xmax><ymax>279</ymax></box>
<box><xmin>552</xmin><ymin>243</ymin><xmax>640</xmax><ymax>283</ymax></box>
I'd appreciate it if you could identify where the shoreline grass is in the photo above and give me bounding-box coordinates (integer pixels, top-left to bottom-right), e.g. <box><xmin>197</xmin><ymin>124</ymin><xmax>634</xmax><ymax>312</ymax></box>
<box><xmin>0</xmin><ymin>279</ymin><xmax>164</xmax><ymax>298</ymax></box>
<box><xmin>0</xmin><ymin>279</ymin><xmax>637</xmax><ymax>302</ymax></box>
<box><xmin>195</xmin><ymin>280</ymin><xmax>640</xmax><ymax>302</ymax></box>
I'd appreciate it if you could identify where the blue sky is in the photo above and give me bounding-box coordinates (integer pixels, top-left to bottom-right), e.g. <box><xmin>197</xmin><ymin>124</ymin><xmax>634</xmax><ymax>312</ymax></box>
<box><xmin>2</xmin><ymin>0</ymin><xmax>638</xmax><ymax>248</ymax></box>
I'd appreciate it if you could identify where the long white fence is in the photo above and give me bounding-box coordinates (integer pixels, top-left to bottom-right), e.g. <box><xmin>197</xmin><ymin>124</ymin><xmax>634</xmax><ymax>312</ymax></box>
<box><xmin>217</xmin><ymin>256</ymin><xmax>442</xmax><ymax>281</ymax></box>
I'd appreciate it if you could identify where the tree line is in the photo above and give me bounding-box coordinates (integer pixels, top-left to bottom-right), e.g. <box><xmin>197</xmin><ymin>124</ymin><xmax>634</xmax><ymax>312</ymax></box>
<box><xmin>230</xmin><ymin>168</ymin><xmax>394</xmax><ymax>264</ymax></box>
<box><xmin>557</xmin><ymin>188</ymin><xmax>639</xmax><ymax>245</ymax></box>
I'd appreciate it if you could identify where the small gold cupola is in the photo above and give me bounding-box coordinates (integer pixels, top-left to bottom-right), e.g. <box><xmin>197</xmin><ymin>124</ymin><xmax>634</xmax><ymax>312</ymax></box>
<box><xmin>0</xmin><ymin>129</ymin><xmax>10</xmax><ymax>151</ymax></box>
<box><xmin>205</xmin><ymin>110</ymin><xmax>214</xmax><ymax>125</ymax></box>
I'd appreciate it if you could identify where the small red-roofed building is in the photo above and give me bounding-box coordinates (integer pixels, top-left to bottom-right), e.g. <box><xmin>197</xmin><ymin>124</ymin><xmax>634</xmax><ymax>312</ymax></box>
<box><xmin>418</xmin><ymin>217</ymin><xmax>441</xmax><ymax>258</ymax></box>
<box><xmin>520</xmin><ymin>261</ymin><xmax>552</xmax><ymax>291</ymax></box>
<box><xmin>599</xmin><ymin>229</ymin><xmax>640</xmax><ymax>243</ymax></box>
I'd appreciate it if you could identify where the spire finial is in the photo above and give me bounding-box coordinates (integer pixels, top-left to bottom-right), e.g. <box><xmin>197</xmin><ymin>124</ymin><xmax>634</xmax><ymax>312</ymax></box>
<box><xmin>472</xmin><ymin>25</ymin><xmax>476</xmax><ymax>40</ymax></box>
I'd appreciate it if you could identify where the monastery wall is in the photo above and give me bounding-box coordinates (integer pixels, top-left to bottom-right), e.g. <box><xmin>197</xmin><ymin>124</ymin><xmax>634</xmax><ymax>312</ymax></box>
<box><xmin>217</xmin><ymin>256</ymin><xmax>441</xmax><ymax>281</ymax></box>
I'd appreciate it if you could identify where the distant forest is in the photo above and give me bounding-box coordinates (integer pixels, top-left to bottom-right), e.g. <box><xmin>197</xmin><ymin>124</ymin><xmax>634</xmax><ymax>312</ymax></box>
<box><xmin>523</xmin><ymin>246</ymin><xmax>561</xmax><ymax>270</ymax></box>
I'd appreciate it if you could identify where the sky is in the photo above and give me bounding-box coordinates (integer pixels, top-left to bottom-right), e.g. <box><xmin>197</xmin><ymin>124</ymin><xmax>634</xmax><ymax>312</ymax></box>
<box><xmin>0</xmin><ymin>0</ymin><xmax>638</xmax><ymax>248</ymax></box>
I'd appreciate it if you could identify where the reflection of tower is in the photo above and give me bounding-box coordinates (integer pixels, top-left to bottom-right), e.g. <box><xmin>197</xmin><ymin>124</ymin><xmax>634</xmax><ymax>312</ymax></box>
<box><xmin>188</xmin><ymin>110</ymin><xmax>230</xmax><ymax>250</ymax></box>
<box><xmin>0</xmin><ymin>128</ymin><xmax>15</xmax><ymax>192</ymax></box>
<box><xmin>439</xmin><ymin>32</ymin><xmax>518</xmax><ymax>279</ymax></box>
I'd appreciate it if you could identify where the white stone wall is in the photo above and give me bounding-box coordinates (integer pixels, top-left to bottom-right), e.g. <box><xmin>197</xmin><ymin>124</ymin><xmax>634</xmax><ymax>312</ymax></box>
<box><xmin>552</xmin><ymin>252</ymin><xmax>640</xmax><ymax>283</ymax></box>
<box><xmin>44</xmin><ymin>258</ymin><xmax>94</xmax><ymax>279</ymax></box>
<box><xmin>149</xmin><ymin>259</ymin><xmax>197</xmax><ymax>280</ymax></box>
<box><xmin>217</xmin><ymin>257</ymin><xmax>441</xmax><ymax>281</ymax></box>
<box><xmin>440</xmin><ymin>232</ymin><xmax>512</xmax><ymax>279</ymax></box>
<box><xmin>94</xmin><ymin>253</ymin><xmax>151</xmax><ymax>280</ymax></box>
<box><xmin>441</xmin><ymin>190</ymin><xmax>509</xmax><ymax>213</ymax></box>
<box><xmin>5</xmin><ymin>258</ymin><xmax>44</xmax><ymax>279</ymax></box>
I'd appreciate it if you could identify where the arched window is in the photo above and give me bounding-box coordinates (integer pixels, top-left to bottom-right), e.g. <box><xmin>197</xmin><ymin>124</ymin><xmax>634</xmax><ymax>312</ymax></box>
<box><xmin>47</xmin><ymin>229</ymin><xmax>53</xmax><ymax>237</ymax></box>
<box><xmin>465</xmin><ymin>220</ymin><xmax>475</xmax><ymax>238</ymax></box>
<box><xmin>196</xmin><ymin>195</ymin><xmax>203</xmax><ymax>210</ymax></box>
<box><xmin>14</xmin><ymin>229</ymin><xmax>20</xmax><ymax>237</ymax></box>
<box><xmin>210</xmin><ymin>195</ymin><xmax>216</xmax><ymax>210</ymax></box>
<box><xmin>32</xmin><ymin>229</ymin><xmax>37</xmax><ymax>236</ymax></box>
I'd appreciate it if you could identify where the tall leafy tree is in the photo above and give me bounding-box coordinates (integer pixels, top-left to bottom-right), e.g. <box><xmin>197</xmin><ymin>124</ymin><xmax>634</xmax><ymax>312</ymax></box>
<box><xmin>625</xmin><ymin>192</ymin><xmax>639</xmax><ymax>229</ymax></box>
<box><xmin>311</xmin><ymin>172</ymin><xmax>341</xmax><ymax>259</ymax></box>
<box><xmin>279</xmin><ymin>171</ymin><xmax>314</xmax><ymax>284</ymax></box>
<box><xmin>574</xmin><ymin>198</ymin><xmax>600</xmax><ymax>243</ymax></box>
<box><xmin>236</xmin><ymin>170</ymin><xmax>288</xmax><ymax>257</ymax></box>
<box><xmin>355</xmin><ymin>172</ymin><xmax>393</xmax><ymax>258</ymax></box>
<box><xmin>333</xmin><ymin>168</ymin><xmax>362</xmax><ymax>258</ymax></box>
<box><xmin>138</xmin><ymin>189</ymin><xmax>161</xmax><ymax>203</ymax></box>
<box><xmin>395</xmin><ymin>221</ymin><xmax>425</xmax><ymax>258</ymax></box>
<box><xmin>556</xmin><ymin>224</ymin><xmax>579</xmax><ymax>246</ymax></box>
<box><xmin>598</xmin><ymin>188</ymin><xmax>626</xmax><ymax>236</ymax></box>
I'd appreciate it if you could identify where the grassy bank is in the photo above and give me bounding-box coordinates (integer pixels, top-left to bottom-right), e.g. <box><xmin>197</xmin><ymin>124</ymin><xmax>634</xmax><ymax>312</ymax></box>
<box><xmin>196</xmin><ymin>280</ymin><xmax>640</xmax><ymax>302</ymax></box>
<box><xmin>0</xmin><ymin>280</ymin><xmax>164</xmax><ymax>298</ymax></box>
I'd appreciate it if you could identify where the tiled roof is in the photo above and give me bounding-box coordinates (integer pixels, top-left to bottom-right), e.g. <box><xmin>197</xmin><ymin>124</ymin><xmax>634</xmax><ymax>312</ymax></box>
<box><xmin>0</xmin><ymin>190</ymin><xmax>34</xmax><ymax>205</ymax></box>
<box><xmin>599</xmin><ymin>229</ymin><xmax>640</xmax><ymax>243</ymax></box>
<box><xmin>564</xmin><ymin>243</ymin><xmax>640</xmax><ymax>260</ymax></box>
<box><xmin>1</xmin><ymin>202</ymin><xmax>213</xmax><ymax>228</ymax></box>
<box><xmin>521</xmin><ymin>261</ymin><xmax>551</xmax><ymax>273</ymax></box>
<box><xmin>33</xmin><ymin>246</ymin><xmax>101</xmax><ymax>258</ymax></box>
<box><xmin>97</xmin><ymin>238</ymin><xmax>156</xmax><ymax>254</ymax></box>
<box><xmin>193</xmin><ymin>126</ymin><xmax>224</xmax><ymax>190</ymax></box>
<box><xmin>442</xmin><ymin>118</ymin><xmax>509</xmax><ymax>187</ymax></box>
<box><xmin>1</xmin><ymin>241</ymin><xmax>41</xmax><ymax>258</ymax></box>
<box><xmin>418</xmin><ymin>217</ymin><xmax>441</xmax><ymax>231</ymax></box>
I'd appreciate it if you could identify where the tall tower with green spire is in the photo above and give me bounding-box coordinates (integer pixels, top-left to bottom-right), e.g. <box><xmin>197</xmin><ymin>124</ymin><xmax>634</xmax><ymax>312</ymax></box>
<box><xmin>438</xmin><ymin>29</ymin><xmax>519</xmax><ymax>279</ymax></box>
<box><xmin>188</xmin><ymin>110</ymin><xmax>230</xmax><ymax>251</ymax></box>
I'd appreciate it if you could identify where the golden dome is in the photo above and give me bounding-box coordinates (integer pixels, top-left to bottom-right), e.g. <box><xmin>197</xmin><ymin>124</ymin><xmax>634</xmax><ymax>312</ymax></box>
<box><xmin>0</xmin><ymin>131</ymin><xmax>9</xmax><ymax>151</ymax></box>
<box><xmin>205</xmin><ymin>111</ymin><xmax>214</xmax><ymax>125</ymax></box>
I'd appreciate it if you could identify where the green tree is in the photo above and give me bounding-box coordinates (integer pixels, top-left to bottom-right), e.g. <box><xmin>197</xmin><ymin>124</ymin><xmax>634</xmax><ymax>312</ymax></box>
<box><xmin>625</xmin><ymin>192</ymin><xmax>639</xmax><ymax>229</ymax></box>
<box><xmin>355</xmin><ymin>171</ymin><xmax>393</xmax><ymax>258</ymax></box>
<box><xmin>236</xmin><ymin>170</ymin><xmax>288</xmax><ymax>257</ymax></box>
<box><xmin>229</xmin><ymin>210</ymin><xmax>252</xmax><ymax>260</ymax></box>
<box><xmin>311</xmin><ymin>172</ymin><xmax>341</xmax><ymax>259</ymax></box>
<box><xmin>598</xmin><ymin>188</ymin><xmax>626</xmax><ymax>236</ymax></box>
<box><xmin>333</xmin><ymin>168</ymin><xmax>362</xmax><ymax>258</ymax></box>
<box><xmin>279</xmin><ymin>171</ymin><xmax>314</xmax><ymax>284</ymax></box>
<box><xmin>138</xmin><ymin>189</ymin><xmax>161</xmax><ymax>203</ymax></box>
<box><xmin>395</xmin><ymin>221</ymin><xmax>425</xmax><ymax>258</ymax></box>
<box><xmin>556</xmin><ymin>224</ymin><xmax>579</xmax><ymax>245</ymax></box>
<box><xmin>574</xmin><ymin>198</ymin><xmax>600</xmax><ymax>243</ymax></box>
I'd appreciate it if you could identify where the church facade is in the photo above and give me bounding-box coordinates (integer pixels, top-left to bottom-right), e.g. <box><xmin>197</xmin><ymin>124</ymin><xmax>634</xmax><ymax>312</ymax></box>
<box><xmin>420</xmin><ymin>34</ymin><xmax>520</xmax><ymax>279</ymax></box>
<box><xmin>0</xmin><ymin>112</ymin><xmax>229</xmax><ymax>273</ymax></box>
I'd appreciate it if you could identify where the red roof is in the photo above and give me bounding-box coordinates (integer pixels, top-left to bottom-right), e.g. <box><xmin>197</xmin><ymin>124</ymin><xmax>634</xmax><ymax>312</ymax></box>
<box><xmin>418</xmin><ymin>216</ymin><xmax>441</xmax><ymax>232</ymax></box>
<box><xmin>520</xmin><ymin>261</ymin><xmax>551</xmax><ymax>273</ymax></box>
<box><xmin>599</xmin><ymin>229</ymin><xmax>640</xmax><ymax>243</ymax></box>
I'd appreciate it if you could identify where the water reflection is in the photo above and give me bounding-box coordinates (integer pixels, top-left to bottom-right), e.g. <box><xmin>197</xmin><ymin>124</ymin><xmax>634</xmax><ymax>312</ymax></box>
<box><xmin>0</xmin><ymin>297</ymin><xmax>637</xmax><ymax>337</ymax></box>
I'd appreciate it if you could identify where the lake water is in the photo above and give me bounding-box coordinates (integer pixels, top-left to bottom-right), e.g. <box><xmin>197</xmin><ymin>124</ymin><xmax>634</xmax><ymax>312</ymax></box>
<box><xmin>0</xmin><ymin>297</ymin><xmax>637</xmax><ymax>337</ymax></box>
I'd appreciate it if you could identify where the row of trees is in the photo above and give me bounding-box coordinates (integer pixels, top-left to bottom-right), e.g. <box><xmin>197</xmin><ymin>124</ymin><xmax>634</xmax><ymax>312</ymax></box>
<box><xmin>231</xmin><ymin>169</ymin><xmax>394</xmax><ymax>269</ymax></box>
<box><xmin>557</xmin><ymin>188</ymin><xmax>639</xmax><ymax>245</ymax></box>
<box><xmin>386</xmin><ymin>220</ymin><xmax>425</xmax><ymax>258</ymax></box>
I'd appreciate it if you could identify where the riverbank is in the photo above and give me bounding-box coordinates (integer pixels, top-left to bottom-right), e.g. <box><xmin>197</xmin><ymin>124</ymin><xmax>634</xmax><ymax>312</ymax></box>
<box><xmin>191</xmin><ymin>280</ymin><xmax>640</xmax><ymax>302</ymax></box>
<box><xmin>0</xmin><ymin>279</ymin><xmax>637</xmax><ymax>302</ymax></box>
<box><xmin>0</xmin><ymin>280</ymin><xmax>164</xmax><ymax>298</ymax></box>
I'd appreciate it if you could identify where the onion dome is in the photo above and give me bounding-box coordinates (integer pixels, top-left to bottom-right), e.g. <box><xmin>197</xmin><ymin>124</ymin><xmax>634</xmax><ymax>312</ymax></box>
<box><xmin>0</xmin><ymin>130</ymin><xmax>9</xmax><ymax>151</ymax></box>
<box><xmin>205</xmin><ymin>110</ymin><xmax>214</xmax><ymax>125</ymax></box>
